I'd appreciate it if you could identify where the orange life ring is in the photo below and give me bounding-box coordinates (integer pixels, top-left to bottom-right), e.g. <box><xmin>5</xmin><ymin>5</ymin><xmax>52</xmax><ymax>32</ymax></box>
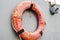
<box><xmin>12</xmin><ymin>1</ymin><xmax>46</xmax><ymax>40</ymax></box>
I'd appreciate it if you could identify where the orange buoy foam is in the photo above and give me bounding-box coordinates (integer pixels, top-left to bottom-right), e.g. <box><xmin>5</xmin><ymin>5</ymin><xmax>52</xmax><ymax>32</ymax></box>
<box><xmin>12</xmin><ymin>1</ymin><xmax>46</xmax><ymax>40</ymax></box>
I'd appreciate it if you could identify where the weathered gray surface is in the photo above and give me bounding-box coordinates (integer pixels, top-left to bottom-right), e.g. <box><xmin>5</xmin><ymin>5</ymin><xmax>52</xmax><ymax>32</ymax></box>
<box><xmin>0</xmin><ymin>0</ymin><xmax>60</xmax><ymax>40</ymax></box>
